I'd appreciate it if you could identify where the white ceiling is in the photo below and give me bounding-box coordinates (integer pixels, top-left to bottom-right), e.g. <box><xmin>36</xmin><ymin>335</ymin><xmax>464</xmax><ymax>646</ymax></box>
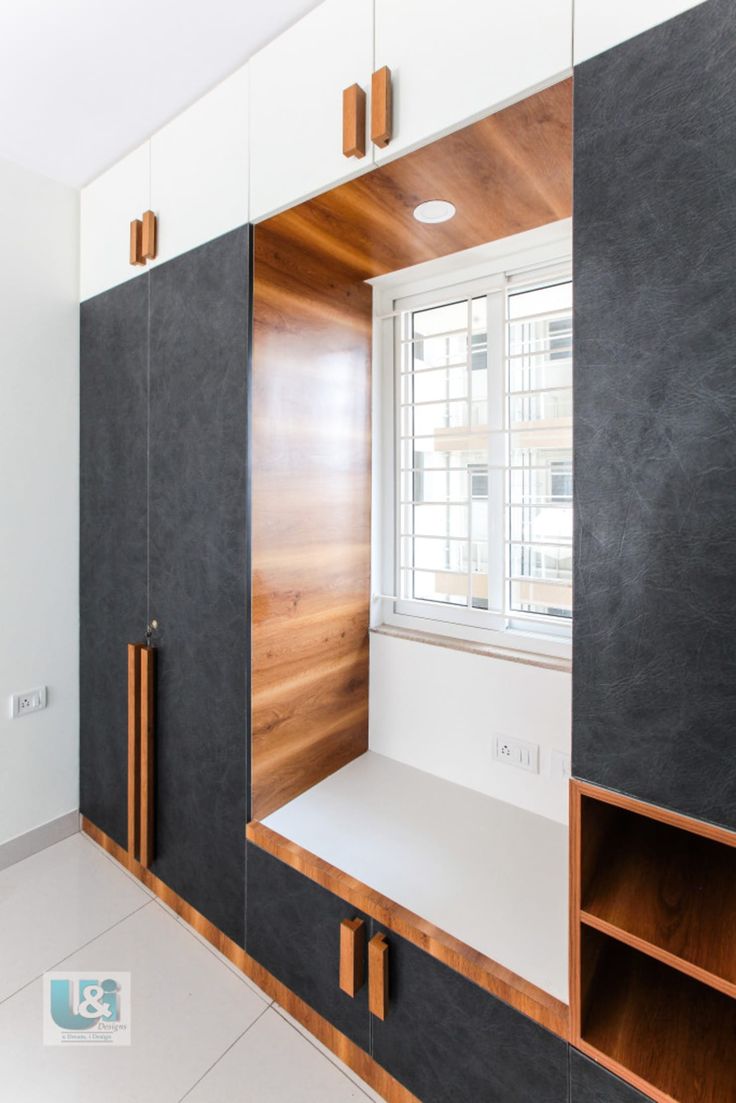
<box><xmin>0</xmin><ymin>0</ymin><xmax>323</xmax><ymax>187</ymax></box>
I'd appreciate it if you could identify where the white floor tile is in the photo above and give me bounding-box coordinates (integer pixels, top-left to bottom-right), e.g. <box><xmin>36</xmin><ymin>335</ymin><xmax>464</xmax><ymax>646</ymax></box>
<box><xmin>274</xmin><ymin>1006</ymin><xmax>385</xmax><ymax>1103</ymax></box>
<box><xmin>0</xmin><ymin>833</ymin><xmax>150</xmax><ymax>1002</ymax></box>
<box><xmin>0</xmin><ymin>901</ymin><xmax>268</xmax><ymax>1103</ymax></box>
<box><xmin>182</xmin><ymin>1007</ymin><xmax>372</xmax><ymax>1103</ymax></box>
<box><xmin>167</xmin><ymin>906</ymin><xmax>272</xmax><ymax>1003</ymax></box>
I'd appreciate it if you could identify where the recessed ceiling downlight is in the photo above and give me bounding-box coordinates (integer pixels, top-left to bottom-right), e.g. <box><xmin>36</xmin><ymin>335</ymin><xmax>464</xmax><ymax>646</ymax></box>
<box><xmin>413</xmin><ymin>199</ymin><xmax>456</xmax><ymax>224</ymax></box>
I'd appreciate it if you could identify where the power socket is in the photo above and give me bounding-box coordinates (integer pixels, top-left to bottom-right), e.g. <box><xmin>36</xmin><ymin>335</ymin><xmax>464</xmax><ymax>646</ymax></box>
<box><xmin>493</xmin><ymin>733</ymin><xmax>539</xmax><ymax>774</ymax></box>
<box><xmin>10</xmin><ymin>686</ymin><xmax>47</xmax><ymax>719</ymax></box>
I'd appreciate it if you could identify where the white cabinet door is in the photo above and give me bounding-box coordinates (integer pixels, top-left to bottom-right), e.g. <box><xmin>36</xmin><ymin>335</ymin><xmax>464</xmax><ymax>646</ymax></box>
<box><xmin>150</xmin><ymin>64</ymin><xmax>249</xmax><ymax>266</ymax></box>
<box><xmin>574</xmin><ymin>0</ymin><xmax>705</xmax><ymax>64</ymax></box>
<box><xmin>249</xmin><ymin>0</ymin><xmax>373</xmax><ymax>222</ymax></box>
<box><xmin>374</xmin><ymin>0</ymin><xmax>573</xmax><ymax>163</ymax></box>
<box><xmin>80</xmin><ymin>142</ymin><xmax>150</xmax><ymax>302</ymax></box>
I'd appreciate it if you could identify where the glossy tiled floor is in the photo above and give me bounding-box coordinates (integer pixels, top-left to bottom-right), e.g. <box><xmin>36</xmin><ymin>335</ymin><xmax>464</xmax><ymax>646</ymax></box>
<box><xmin>0</xmin><ymin>832</ymin><xmax>383</xmax><ymax>1103</ymax></box>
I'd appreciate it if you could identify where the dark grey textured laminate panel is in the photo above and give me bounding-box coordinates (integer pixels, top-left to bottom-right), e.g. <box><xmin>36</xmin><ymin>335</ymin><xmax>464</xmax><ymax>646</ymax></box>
<box><xmin>371</xmin><ymin>924</ymin><xmax>568</xmax><ymax>1103</ymax></box>
<box><xmin>573</xmin><ymin>0</ymin><xmax>736</xmax><ymax>828</ymax></box>
<box><xmin>80</xmin><ymin>276</ymin><xmax>148</xmax><ymax>848</ymax></box>
<box><xmin>570</xmin><ymin>1051</ymin><xmax>653</xmax><ymax>1102</ymax></box>
<box><xmin>149</xmin><ymin>227</ymin><xmax>250</xmax><ymax>946</ymax></box>
<box><xmin>245</xmin><ymin>844</ymin><xmax>370</xmax><ymax>1051</ymax></box>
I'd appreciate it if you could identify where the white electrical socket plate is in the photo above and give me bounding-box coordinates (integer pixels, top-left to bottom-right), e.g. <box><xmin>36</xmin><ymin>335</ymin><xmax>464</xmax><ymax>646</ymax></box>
<box><xmin>493</xmin><ymin>733</ymin><xmax>539</xmax><ymax>774</ymax></box>
<box><xmin>10</xmin><ymin>686</ymin><xmax>47</xmax><ymax>719</ymax></box>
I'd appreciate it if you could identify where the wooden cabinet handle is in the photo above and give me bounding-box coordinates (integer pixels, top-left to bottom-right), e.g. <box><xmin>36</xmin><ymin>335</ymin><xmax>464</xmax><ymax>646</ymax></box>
<box><xmin>129</xmin><ymin>219</ymin><xmax>144</xmax><ymax>266</ymax></box>
<box><xmin>339</xmin><ymin>918</ymin><xmax>366</xmax><ymax>996</ymax></box>
<box><xmin>371</xmin><ymin>66</ymin><xmax>393</xmax><ymax>149</ymax></box>
<box><xmin>127</xmin><ymin>643</ymin><xmax>143</xmax><ymax>858</ymax></box>
<box><xmin>368</xmin><ymin>932</ymin><xmax>389</xmax><ymax>1019</ymax></box>
<box><xmin>342</xmin><ymin>84</ymin><xmax>366</xmax><ymax>159</ymax></box>
<box><xmin>141</xmin><ymin>210</ymin><xmax>158</xmax><ymax>261</ymax></box>
<box><xmin>139</xmin><ymin>646</ymin><xmax>155</xmax><ymax>867</ymax></box>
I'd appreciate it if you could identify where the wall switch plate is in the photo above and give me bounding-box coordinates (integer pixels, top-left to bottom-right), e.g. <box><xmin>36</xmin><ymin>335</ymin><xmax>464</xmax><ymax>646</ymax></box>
<box><xmin>551</xmin><ymin>750</ymin><xmax>571</xmax><ymax>779</ymax></box>
<box><xmin>493</xmin><ymin>733</ymin><xmax>539</xmax><ymax>774</ymax></box>
<box><xmin>10</xmin><ymin>685</ymin><xmax>47</xmax><ymax>719</ymax></box>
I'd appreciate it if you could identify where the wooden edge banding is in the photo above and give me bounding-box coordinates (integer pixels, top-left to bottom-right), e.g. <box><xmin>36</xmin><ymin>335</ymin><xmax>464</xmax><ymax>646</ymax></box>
<box><xmin>569</xmin><ymin>779</ymin><xmax>582</xmax><ymax>1041</ymax></box>
<box><xmin>342</xmin><ymin>84</ymin><xmax>367</xmax><ymax>159</ymax></box>
<box><xmin>369</xmin><ymin>932</ymin><xmax>389</xmax><ymax>1020</ymax></box>
<box><xmin>247</xmin><ymin>820</ymin><xmax>569</xmax><ymax>1039</ymax></box>
<box><xmin>371</xmin><ymin>66</ymin><xmax>392</xmax><ymax>148</ymax></box>
<box><xmin>81</xmin><ymin>818</ymin><xmax>419</xmax><ymax>1103</ymax></box>
<box><xmin>141</xmin><ymin>210</ymin><xmax>157</xmax><ymax>261</ymax></box>
<box><xmin>574</xmin><ymin>1040</ymin><xmax>679</xmax><ymax>1103</ymax></box>
<box><xmin>139</xmin><ymin>647</ymin><xmax>155</xmax><ymax>867</ymax></box>
<box><xmin>129</xmin><ymin>219</ymin><xmax>144</xmax><ymax>266</ymax></box>
<box><xmin>339</xmin><ymin>918</ymin><xmax>366</xmax><ymax>997</ymax></box>
<box><xmin>127</xmin><ymin>643</ymin><xmax>142</xmax><ymax>859</ymax></box>
<box><xmin>571</xmin><ymin>778</ymin><xmax>736</xmax><ymax>848</ymax></box>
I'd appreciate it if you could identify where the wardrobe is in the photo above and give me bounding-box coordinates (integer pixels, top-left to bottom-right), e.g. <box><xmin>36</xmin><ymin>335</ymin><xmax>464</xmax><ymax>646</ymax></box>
<box><xmin>78</xmin><ymin>1</ymin><xmax>736</xmax><ymax>1101</ymax></box>
<box><xmin>80</xmin><ymin>226</ymin><xmax>251</xmax><ymax>946</ymax></box>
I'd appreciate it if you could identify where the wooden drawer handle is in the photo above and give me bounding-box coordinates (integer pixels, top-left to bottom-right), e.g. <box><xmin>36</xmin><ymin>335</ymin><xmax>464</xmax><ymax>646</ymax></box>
<box><xmin>141</xmin><ymin>210</ymin><xmax>158</xmax><ymax>261</ymax></box>
<box><xmin>371</xmin><ymin>66</ymin><xmax>393</xmax><ymax>149</ymax></box>
<box><xmin>139</xmin><ymin>645</ymin><xmax>155</xmax><ymax>868</ymax></box>
<box><xmin>342</xmin><ymin>84</ymin><xmax>366</xmax><ymax>159</ymax></box>
<box><xmin>339</xmin><ymin>918</ymin><xmax>366</xmax><ymax>996</ymax></box>
<box><xmin>368</xmin><ymin>932</ymin><xmax>389</xmax><ymax>1019</ymax></box>
<box><xmin>129</xmin><ymin>219</ymin><xmax>144</xmax><ymax>266</ymax></box>
<box><xmin>127</xmin><ymin>643</ymin><xmax>143</xmax><ymax>858</ymax></box>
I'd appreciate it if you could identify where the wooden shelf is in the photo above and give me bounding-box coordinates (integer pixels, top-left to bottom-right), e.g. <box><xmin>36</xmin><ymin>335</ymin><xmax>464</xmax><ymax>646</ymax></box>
<box><xmin>581</xmin><ymin>807</ymin><xmax>736</xmax><ymax>997</ymax></box>
<box><xmin>571</xmin><ymin>781</ymin><xmax>736</xmax><ymax>1103</ymax></box>
<box><xmin>580</xmin><ymin>929</ymin><xmax>736</xmax><ymax>1103</ymax></box>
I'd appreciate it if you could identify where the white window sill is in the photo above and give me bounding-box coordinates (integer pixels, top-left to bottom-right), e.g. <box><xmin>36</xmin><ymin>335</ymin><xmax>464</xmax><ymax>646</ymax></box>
<box><xmin>371</xmin><ymin>623</ymin><xmax>572</xmax><ymax>673</ymax></box>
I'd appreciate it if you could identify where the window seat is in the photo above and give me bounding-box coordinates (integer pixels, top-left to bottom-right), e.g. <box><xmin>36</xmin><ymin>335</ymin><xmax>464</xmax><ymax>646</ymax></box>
<box><xmin>247</xmin><ymin>751</ymin><xmax>569</xmax><ymax>1038</ymax></box>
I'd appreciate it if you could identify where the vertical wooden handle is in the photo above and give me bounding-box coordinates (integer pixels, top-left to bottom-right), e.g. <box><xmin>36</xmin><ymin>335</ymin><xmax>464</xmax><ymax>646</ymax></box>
<box><xmin>141</xmin><ymin>210</ymin><xmax>157</xmax><ymax>261</ymax></box>
<box><xmin>371</xmin><ymin>66</ymin><xmax>393</xmax><ymax>149</ymax></box>
<box><xmin>139</xmin><ymin>646</ymin><xmax>155</xmax><ymax>867</ymax></box>
<box><xmin>129</xmin><ymin>219</ymin><xmax>144</xmax><ymax>266</ymax></box>
<box><xmin>368</xmin><ymin>932</ymin><xmax>389</xmax><ymax>1019</ymax></box>
<box><xmin>342</xmin><ymin>84</ymin><xmax>366</xmax><ymax>159</ymax></box>
<box><xmin>127</xmin><ymin>644</ymin><xmax>142</xmax><ymax>859</ymax></box>
<box><xmin>339</xmin><ymin>918</ymin><xmax>366</xmax><ymax>996</ymax></box>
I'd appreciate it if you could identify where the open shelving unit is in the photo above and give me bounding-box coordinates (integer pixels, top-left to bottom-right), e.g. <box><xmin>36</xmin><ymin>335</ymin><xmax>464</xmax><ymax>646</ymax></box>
<box><xmin>571</xmin><ymin>780</ymin><xmax>736</xmax><ymax>1103</ymax></box>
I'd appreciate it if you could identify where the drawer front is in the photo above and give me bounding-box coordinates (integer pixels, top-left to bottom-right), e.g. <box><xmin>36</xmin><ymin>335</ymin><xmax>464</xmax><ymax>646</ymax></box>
<box><xmin>246</xmin><ymin>844</ymin><xmax>370</xmax><ymax>1050</ymax></box>
<box><xmin>370</xmin><ymin>924</ymin><xmax>568</xmax><ymax>1103</ymax></box>
<box><xmin>570</xmin><ymin>1051</ymin><xmax>654</xmax><ymax>1102</ymax></box>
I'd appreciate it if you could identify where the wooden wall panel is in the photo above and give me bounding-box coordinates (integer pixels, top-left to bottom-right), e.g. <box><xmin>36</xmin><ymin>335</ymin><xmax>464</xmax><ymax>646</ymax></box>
<box><xmin>251</xmin><ymin>78</ymin><xmax>572</xmax><ymax>821</ymax></box>
<box><xmin>251</xmin><ymin>231</ymin><xmax>372</xmax><ymax>819</ymax></box>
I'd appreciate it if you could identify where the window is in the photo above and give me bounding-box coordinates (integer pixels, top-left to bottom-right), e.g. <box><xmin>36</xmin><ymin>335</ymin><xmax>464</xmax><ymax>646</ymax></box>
<box><xmin>385</xmin><ymin>248</ymin><xmax>572</xmax><ymax>642</ymax></box>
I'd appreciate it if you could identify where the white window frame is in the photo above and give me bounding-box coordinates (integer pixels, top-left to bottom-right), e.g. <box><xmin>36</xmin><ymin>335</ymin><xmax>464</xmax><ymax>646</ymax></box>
<box><xmin>371</xmin><ymin>220</ymin><xmax>573</xmax><ymax>661</ymax></box>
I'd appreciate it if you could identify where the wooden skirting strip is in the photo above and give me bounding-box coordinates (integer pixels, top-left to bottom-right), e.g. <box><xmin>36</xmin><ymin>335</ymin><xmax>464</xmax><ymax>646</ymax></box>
<box><xmin>247</xmin><ymin>820</ymin><xmax>570</xmax><ymax>1040</ymax></box>
<box><xmin>81</xmin><ymin>817</ymin><xmax>418</xmax><ymax>1103</ymax></box>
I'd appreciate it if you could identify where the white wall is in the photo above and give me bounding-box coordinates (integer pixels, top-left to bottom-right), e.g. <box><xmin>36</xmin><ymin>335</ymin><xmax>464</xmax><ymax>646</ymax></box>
<box><xmin>0</xmin><ymin>157</ymin><xmax>79</xmax><ymax>845</ymax></box>
<box><xmin>369</xmin><ymin>633</ymin><xmax>571</xmax><ymax>823</ymax></box>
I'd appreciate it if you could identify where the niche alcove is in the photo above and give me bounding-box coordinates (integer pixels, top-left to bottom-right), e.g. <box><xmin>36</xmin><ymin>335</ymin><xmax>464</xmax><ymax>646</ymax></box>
<box><xmin>248</xmin><ymin>78</ymin><xmax>573</xmax><ymax>1036</ymax></box>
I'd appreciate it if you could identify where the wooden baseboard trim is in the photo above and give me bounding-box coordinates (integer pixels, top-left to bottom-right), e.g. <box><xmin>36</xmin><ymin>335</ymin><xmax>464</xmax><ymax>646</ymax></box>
<box><xmin>247</xmin><ymin>820</ymin><xmax>569</xmax><ymax>1039</ymax></box>
<box><xmin>81</xmin><ymin>817</ymin><xmax>418</xmax><ymax>1103</ymax></box>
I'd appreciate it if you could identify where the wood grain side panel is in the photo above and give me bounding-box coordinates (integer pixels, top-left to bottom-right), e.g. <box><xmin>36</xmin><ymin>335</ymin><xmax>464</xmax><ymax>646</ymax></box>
<box><xmin>251</xmin><ymin>227</ymin><xmax>372</xmax><ymax>821</ymax></box>
<box><xmin>247</xmin><ymin>821</ymin><xmax>570</xmax><ymax>1039</ymax></box>
<box><xmin>82</xmin><ymin>817</ymin><xmax>419</xmax><ymax>1103</ymax></box>
<box><xmin>127</xmin><ymin>643</ymin><xmax>142</xmax><ymax>859</ymax></box>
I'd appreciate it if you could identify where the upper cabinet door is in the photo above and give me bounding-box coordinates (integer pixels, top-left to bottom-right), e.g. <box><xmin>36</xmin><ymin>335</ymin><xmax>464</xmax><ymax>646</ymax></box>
<box><xmin>80</xmin><ymin>142</ymin><xmax>150</xmax><ymax>302</ymax></box>
<box><xmin>150</xmin><ymin>65</ymin><xmax>249</xmax><ymax>266</ymax></box>
<box><xmin>249</xmin><ymin>0</ymin><xmax>373</xmax><ymax>222</ymax></box>
<box><xmin>574</xmin><ymin>0</ymin><xmax>706</xmax><ymax>64</ymax></box>
<box><xmin>373</xmin><ymin>0</ymin><xmax>573</xmax><ymax>163</ymax></box>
